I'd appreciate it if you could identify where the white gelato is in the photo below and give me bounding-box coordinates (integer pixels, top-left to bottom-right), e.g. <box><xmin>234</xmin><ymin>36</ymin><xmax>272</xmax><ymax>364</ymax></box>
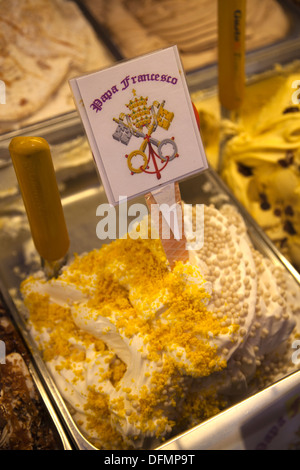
<box><xmin>20</xmin><ymin>203</ymin><xmax>300</xmax><ymax>449</ymax></box>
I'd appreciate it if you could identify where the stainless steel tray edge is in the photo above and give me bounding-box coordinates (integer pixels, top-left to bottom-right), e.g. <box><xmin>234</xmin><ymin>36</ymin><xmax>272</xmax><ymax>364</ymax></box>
<box><xmin>0</xmin><ymin>280</ymin><xmax>97</xmax><ymax>451</ymax></box>
<box><xmin>157</xmin><ymin>370</ymin><xmax>300</xmax><ymax>450</ymax></box>
<box><xmin>187</xmin><ymin>36</ymin><xmax>300</xmax><ymax>93</ymax></box>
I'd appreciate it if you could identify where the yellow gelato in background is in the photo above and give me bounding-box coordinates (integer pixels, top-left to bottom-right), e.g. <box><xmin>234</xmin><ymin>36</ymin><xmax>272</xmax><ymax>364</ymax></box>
<box><xmin>192</xmin><ymin>62</ymin><xmax>300</xmax><ymax>270</ymax></box>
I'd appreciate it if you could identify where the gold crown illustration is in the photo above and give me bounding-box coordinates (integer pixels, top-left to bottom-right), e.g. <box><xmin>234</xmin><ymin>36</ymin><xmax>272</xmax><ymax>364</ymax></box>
<box><xmin>126</xmin><ymin>89</ymin><xmax>151</xmax><ymax>129</ymax></box>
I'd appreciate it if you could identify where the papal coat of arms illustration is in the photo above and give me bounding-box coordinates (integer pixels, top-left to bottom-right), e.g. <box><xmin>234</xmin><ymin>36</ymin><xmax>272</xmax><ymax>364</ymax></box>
<box><xmin>112</xmin><ymin>89</ymin><xmax>179</xmax><ymax>180</ymax></box>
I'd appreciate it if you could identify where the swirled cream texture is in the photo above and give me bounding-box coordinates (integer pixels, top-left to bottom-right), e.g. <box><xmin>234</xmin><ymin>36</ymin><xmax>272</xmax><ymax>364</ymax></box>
<box><xmin>20</xmin><ymin>204</ymin><xmax>299</xmax><ymax>449</ymax></box>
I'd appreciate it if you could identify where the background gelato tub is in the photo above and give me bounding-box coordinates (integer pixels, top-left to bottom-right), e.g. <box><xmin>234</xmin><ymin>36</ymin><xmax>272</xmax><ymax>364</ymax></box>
<box><xmin>0</xmin><ymin>292</ymin><xmax>72</xmax><ymax>450</ymax></box>
<box><xmin>0</xmin><ymin>110</ymin><xmax>299</xmax><ymax>449</ymax></box>
<box><xmin>76</xmin><ymin>0</ymin><xmax>300</xmax><ymax>73</ymax></box>
<box><xmin>0</xmin><ymin>0</ymin><xmax>115</xmax><ymax>135</ymax></box>
<box><xmin>192</xmin><ymin>57</ymin><xmax>300</xmax><ymax>273</ymax></box>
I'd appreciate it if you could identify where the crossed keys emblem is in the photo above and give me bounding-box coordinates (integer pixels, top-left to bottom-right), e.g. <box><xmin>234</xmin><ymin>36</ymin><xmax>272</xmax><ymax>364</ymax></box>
<box><xmin>112</xmin><ymin>90</ymin><xmax>179</xmax><ymax>180</ymax></box>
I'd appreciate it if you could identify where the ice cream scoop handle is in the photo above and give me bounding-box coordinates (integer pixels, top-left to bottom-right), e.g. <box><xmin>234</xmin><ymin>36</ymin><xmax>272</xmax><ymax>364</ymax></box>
<box><xmin>218</xmin><ymin>0</ymin><xmax>246</xmax><ymax>111</ymax></box>
<box><xmin>9</xmin><ymin>137</ymin><xmax>70</xmax><ymax>270</ymax></box>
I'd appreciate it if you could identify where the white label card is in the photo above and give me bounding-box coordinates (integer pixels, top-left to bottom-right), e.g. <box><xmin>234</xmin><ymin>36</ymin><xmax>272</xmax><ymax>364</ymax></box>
<box><xmin>70</xmin><ymin>46</ymin><xmax>208</xmax><ymax>205</ymax></box>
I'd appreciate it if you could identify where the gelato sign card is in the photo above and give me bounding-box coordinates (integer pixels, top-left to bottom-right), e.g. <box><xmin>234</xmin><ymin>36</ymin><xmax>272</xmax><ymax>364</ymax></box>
<box><xmin>70</xmin><ymin>46</ymin><xmax>208</xmax><ymax>205</ymax></box>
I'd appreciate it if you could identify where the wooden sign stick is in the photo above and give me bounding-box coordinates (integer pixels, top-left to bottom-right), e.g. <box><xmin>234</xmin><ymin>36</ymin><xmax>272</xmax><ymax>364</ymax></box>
<box><xmin>145</xmin><ymin>182</ymin><xmax>189</xmax><ymax>269</ymax></box>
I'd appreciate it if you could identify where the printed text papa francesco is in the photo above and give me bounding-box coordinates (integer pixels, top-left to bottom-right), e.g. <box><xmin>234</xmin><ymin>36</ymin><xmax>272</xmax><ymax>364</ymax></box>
<box><xmin>90</xmin><ymin>73</ymin><xmax>178</xmax><ymax>113</ymax></box>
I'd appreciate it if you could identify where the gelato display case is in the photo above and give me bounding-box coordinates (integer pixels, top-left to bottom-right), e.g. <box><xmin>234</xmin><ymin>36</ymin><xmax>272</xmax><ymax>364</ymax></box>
<box><xmin>0</xmin><ymin>108</ymin><xmax>299</xmax><ymax>449</ymax></box>
<box><xmin>1</xmin><ymin>0</ymin><xmax>299</xmax><ymax>137</ymax></box>
<box><xmin>76</xmin><ymin>0</ymin><xmax>300</xmax><ymax>73</ymax></box>
<box><xmin>0</xmin><ymin>0</ymin><xmax>300</xmax><ymax>452</ymax></box>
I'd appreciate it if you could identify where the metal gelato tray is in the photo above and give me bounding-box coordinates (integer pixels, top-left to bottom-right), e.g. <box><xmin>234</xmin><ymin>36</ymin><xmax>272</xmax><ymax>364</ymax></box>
<box><xmin>0</xmin><ymin>111</ymin><xmax>299</xmax><ymax>450</ymax></box>
<box><xmin>158</xmin><ymin>370</ymin><xmax>300</xmax><ymax>450</ymax></box>
<box><xmin>187</xmin><ymin>29</ymin><xmax>300</xmax><ymax>93</ymax></box>
<box><xmin>0</xmin><ymin>292</ymin><xmax>73</xmax><ymax>450</ymax></box>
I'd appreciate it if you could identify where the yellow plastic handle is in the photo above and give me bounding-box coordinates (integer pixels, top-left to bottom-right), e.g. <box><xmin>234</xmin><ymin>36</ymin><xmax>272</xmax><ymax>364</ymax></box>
<box><xmin>9</xmin><ymin>137</ymin><xmax>70</xmax><ymax>263</ymax></box>
<box><xmin>218</xmin><ymin>0</ymin><xmax>246</xmax><ymax>111</ymax></box>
